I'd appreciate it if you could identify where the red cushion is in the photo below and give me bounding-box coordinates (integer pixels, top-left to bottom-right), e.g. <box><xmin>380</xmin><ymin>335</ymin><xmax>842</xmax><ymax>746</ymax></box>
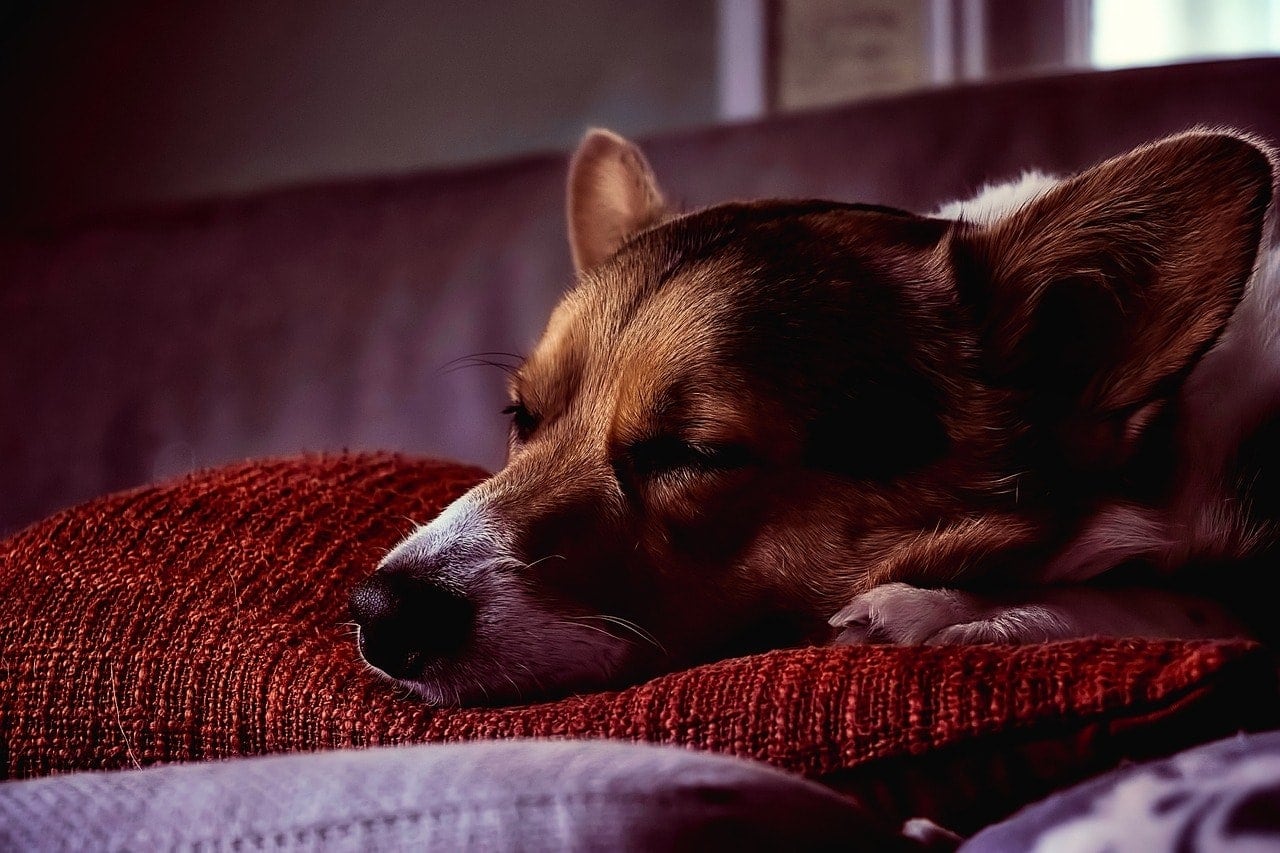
<box><xmin>1</xmin><ymin>452</ymin><xmax>1275</xmax><ymax>830</ymax></box>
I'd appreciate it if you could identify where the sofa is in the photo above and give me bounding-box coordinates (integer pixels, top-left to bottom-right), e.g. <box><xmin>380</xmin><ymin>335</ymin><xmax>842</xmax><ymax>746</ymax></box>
<box><xmin>4</xmin><ymin>59</ymin><xmax>1280</xmax><ymax>849</ymax></box>
<box><xmin>6</xmin><ymin>58</ymin><xmax>1280</xmax><ymax>537</ymax></box>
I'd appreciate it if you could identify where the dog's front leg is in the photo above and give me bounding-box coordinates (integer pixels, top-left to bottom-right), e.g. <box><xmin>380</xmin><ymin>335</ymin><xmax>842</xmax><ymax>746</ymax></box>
<box><xmin>829</xmin><ymin>582</ymin><xmax>1249</xmax><ymax>645</ymax></box>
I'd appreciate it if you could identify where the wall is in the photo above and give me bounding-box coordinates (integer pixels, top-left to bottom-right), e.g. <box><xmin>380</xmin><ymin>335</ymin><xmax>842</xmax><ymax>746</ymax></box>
<box><xmin>0</xmin><ymin>0</ymin><xmax>718</xmax><ymax>228</ymax></box>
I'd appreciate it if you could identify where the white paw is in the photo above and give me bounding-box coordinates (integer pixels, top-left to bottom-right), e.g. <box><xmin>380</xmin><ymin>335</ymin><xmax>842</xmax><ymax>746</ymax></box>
<box><xmin>828</xmin><ymin>583</ymin><xmax>985</xmax><ymax>645</ymax></box>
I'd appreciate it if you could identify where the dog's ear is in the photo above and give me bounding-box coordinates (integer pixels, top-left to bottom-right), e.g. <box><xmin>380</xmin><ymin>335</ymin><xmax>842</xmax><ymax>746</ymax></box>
<box><xmin>953</xmin><ymin>130</ymin><xmax>1274</xmax><ymax>474</ymax></box>
<box><xmin>567</xmin><ymin>128</ymin><xmax>668</xmax><ymax>272</ymax></box>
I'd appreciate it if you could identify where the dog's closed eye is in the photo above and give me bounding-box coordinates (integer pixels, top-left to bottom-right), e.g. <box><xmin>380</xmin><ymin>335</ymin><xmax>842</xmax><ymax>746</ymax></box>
<box><xmin>501</xmin><ymin>402</ymin><xmax>540</xmax><ymax>442</ymax></box>
<box><xmin>626</xmin><ymin>436</ymin><xmax>753</xmax><ymax>478</ymax></box>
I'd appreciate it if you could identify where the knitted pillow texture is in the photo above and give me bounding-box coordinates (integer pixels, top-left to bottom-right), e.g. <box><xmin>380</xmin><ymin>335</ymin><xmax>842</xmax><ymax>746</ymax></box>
<box><xmin>2</xmin><ymin>453</ymin><xmax>1276</xmax><ymax>832</ymax></box>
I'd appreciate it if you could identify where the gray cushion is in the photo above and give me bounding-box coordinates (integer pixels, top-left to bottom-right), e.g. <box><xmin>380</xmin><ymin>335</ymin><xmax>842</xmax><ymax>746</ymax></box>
<box><xmin>0</xmin><ymin>739</ymin><xmax>904</xmax><ymax>851</ymax></box>
<box><xmin>961</xmin><ymin>730</ymin><xmax>1280</xmax><ymax>852</ymax></box>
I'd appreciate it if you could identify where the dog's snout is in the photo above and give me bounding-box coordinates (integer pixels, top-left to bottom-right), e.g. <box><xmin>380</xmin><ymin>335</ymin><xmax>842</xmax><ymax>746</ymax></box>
<box><xmin>349</xmin><ymin>571</ymin><xmax>474</xmax><ymax>679</ymax></box>
<box><xmin>348</xmin><ymin>573</ymin><xmax>401</xmax><ymax>626</ymax></box>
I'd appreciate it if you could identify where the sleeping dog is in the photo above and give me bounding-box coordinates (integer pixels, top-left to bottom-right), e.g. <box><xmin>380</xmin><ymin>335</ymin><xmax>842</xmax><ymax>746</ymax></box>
<box><xmin>350</xmin><ymin>128</ymin><xmax>1276</xmax><ymax>705</ymax></box>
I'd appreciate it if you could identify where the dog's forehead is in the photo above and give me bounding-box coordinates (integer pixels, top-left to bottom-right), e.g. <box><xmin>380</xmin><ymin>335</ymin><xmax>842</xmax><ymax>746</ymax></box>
<box><xmin>522</xmin><ymin>257</ymin><xmax>735</xmax><ymax>416</ymax></box>
<box><xmin>571</xmin><ymin>200</ymin><xmax>944</xmax><ymax>331</ymax></box>
<box><xmin>520</xmin><ymin>201</ymin><xmax>950</xmax><ymax>415</ymax></box>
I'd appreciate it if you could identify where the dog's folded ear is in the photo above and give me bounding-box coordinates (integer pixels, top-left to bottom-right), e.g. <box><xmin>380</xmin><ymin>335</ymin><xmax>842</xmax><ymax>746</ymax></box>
<box><xmin>953</xmin><ymin>130</ymin><xmax>1275</xmax><ymax>475</ymax></box>
<box><xmin>567</xmin><ymin>129</ymin><xmax>668</xmax><ymax>272</ymax></box>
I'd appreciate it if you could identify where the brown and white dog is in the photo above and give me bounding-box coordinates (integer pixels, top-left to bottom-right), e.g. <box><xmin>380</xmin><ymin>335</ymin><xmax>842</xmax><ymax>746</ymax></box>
<box><xmin>350</xmin><ymin>127</ymin><xmax>1278</xmax><ymax>705</ymax></box>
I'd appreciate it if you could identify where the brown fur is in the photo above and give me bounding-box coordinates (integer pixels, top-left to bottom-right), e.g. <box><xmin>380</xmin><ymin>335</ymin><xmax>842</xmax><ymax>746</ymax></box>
<box><xmin>354</xmin><ymin>128</ymin><xmax>1276</xmax><ymax>700</ymax></box>
<box><xmin>486</xmin><ymin>129</ymin><xmax>1271</xmax><ymax>669</ymax></box>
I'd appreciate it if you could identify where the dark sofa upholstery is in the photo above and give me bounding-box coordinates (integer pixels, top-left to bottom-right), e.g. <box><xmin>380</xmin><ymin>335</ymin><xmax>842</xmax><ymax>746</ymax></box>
<box><xmin>5</xmin><ymin>58</ymin><xmax>1280</xmax><ymax>534</ymax></box>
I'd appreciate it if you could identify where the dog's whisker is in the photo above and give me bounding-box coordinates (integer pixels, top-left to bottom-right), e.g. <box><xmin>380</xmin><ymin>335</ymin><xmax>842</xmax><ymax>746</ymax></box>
<box><xmin>513</xmin><ymin>661</ymin><xmax>548</xmax><ymax>695</ymax></box>
<box><xmin>501</xmin><ymin>672</ymin><xmax>525</xmax><ymax>702</ymax></box>
<box><xmin>558</xmin><ymin>619</ymin><xmax>634</xmax><ymax>646</ymax></box>
<box><xmin>437</xmin><ymin>350</ymin><xmax>526</xmax><ymax>379</ymax></box>
<box><xmin>440</xmin><ymin>359</ymin><xmax>521</xmax><ymax>378</ymax></box>
<box><xmin>599</xmin><ymin>617</ymin><xmax>668</xmax><ymax>655</ymax></box>
<box><xmin>440</xmin><ymin>351</ymin><xmax>525</xmax><ymax>370</ymax></box>
<box><xmin>520</xmin><ymin>553</ymin><xmax>566</xmax><ymax>572</ymax></box>
<box><xmin>571</xmin><ymin>614</ymin><xmax>668</xmax><ymax>656</ymax></box>
<box><xmin>461</xmin><ymin>350</ymin><xmax>525</xmax><ymax>362</ymax></box>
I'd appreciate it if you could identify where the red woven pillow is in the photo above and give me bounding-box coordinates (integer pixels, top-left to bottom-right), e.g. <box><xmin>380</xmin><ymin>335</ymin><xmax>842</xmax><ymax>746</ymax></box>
<box><xmin>1</xmin><ymin>453</ymin><xmax>1276</xmax><ymax>832</ymax></box>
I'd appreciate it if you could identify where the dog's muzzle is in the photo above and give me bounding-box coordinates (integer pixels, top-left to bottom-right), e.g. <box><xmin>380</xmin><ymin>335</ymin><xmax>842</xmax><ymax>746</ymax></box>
<box><xmin>348</xmin><ymin>565</ymin><xmax>474</xmax><ymax>680</ymax></box>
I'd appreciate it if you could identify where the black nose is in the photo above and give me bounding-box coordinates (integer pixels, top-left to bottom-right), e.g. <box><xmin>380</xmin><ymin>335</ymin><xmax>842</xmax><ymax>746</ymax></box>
<box><xmin>348</xmin><ymin>572</ymin><xmax>474</xmax><ymax>679</ymax></box>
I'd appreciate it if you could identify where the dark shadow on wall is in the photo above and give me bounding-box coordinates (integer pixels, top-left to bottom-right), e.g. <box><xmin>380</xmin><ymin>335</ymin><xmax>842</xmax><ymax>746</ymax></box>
<box><xmin>0</xmin><ymin>0</ymin><xmax>718</xmax><ymax>229</ymax></box>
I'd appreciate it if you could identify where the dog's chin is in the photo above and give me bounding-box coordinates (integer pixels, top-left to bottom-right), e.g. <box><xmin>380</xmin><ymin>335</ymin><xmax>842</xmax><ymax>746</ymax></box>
<box><xmin>386</xmin><ymin>655</ymin><xmax>621</xmax><ymax>707</ymax></box>
<box><xmin>374</xmin><ymin>640</ymin><xmax>633</xmax><ymax>707</ymax></box>
<box><xmin>361</xmin><ymin>592</ymin><xmax>639</xmax><ymax>707</ymax></box>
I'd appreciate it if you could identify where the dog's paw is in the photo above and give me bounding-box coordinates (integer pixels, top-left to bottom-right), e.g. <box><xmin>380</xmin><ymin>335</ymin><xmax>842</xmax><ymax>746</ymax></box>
<box><xmin>829</xmin><ymin>584</ymin><xmax>1082</xmax><ymax>645</ymax></box>
<box><xmin>828</xmin><ymin>583</ymin><xmax>987</xmax><ymax>645</ymax></box>
<box><xmin>924</xmin><ymin>609</ymin><xmax>1065</xmax><ymax>645</ymax></box>
<box><xmin>828</xmin><ymin>582</ymin><xmax>1247</xmax><ymax>647</ymax></box>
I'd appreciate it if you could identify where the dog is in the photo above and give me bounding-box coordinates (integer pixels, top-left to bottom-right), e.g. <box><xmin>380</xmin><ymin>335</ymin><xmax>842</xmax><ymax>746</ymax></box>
<box><xmin>349</xmin><ymin>127</ymin><xmax>1277</xmax><ymax>706</ymax></box>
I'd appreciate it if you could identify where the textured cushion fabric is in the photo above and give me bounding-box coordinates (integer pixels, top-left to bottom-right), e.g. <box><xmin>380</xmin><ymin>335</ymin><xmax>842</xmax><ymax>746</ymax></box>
<box><xmin>961</xmin><ymin>730</ymin><xmax>1280</xmax><ymax>852</ymax></box>
<box><xmin>1</xmin><ymin>453</ymin><xmax>1277</xmax><ymax>831</ymax></box>
<box><xmin>0</xmin><ymin>740</ymin><xmax>905</xmax><ymax>852</ymax></box>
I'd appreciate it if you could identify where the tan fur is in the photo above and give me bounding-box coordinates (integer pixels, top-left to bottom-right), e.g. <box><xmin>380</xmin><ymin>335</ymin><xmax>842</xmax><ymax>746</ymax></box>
<box><xmin>504</xmin><ymin>130</ymin><xmax>1270</xmax><ymax>659</ymax></box>
<box><xmin>566</xmin><ymin>129</ymin><xmax>668</xmax><ymax>272</ymax></box>
<box><xmin>356</xmin><ymin>128</ymin><xmax>1278</xmax><ymax>703</ymax></box>
<box><xmin>956</xmin><ymin>132</ymin><xmax>1269</xmax><ymax>430</ymax></box>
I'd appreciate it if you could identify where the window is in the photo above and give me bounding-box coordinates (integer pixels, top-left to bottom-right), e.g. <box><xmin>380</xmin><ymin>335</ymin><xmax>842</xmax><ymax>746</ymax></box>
<box><xmin>1092</xmin><ymin>0</ymin><xmax>1280</xmax><ymax>69</ymax></box>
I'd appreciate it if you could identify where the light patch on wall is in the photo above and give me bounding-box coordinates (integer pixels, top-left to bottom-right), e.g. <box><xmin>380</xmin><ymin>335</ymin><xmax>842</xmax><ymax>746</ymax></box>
<box><xmin>1092</xmin><ymin>0</ymin><xmax>1280</xmax><ymax>69</ymax></box>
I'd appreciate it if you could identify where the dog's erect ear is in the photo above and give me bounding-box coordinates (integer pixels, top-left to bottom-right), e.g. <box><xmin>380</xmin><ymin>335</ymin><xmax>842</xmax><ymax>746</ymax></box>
<box><xmin>567</xmin><ymin>129</ymin><xmax>668</xmax><ymax>273</ymax></box>
<box><xmin>953</xmin><ymin>130</ymin><xmax>1274</xmax><ymax>473</ymax></box>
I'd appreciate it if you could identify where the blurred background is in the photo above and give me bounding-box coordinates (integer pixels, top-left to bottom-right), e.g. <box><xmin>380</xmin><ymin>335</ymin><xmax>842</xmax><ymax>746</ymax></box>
<box><xmin>3</xmin><ymin>0</ymin><xmax>1280</xmax><ymax>533</ymax></box>
<box><xmin>5</xmin><ymin>0</ymin><xmax>1280</xmax><ymax>229</ymax></box>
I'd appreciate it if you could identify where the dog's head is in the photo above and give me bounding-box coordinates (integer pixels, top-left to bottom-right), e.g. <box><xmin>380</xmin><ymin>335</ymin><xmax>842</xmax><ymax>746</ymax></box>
<box><xmin>351</xmin><ymin>128</ymin><xmax>1273</xmax><ymax>704</ymax></box>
